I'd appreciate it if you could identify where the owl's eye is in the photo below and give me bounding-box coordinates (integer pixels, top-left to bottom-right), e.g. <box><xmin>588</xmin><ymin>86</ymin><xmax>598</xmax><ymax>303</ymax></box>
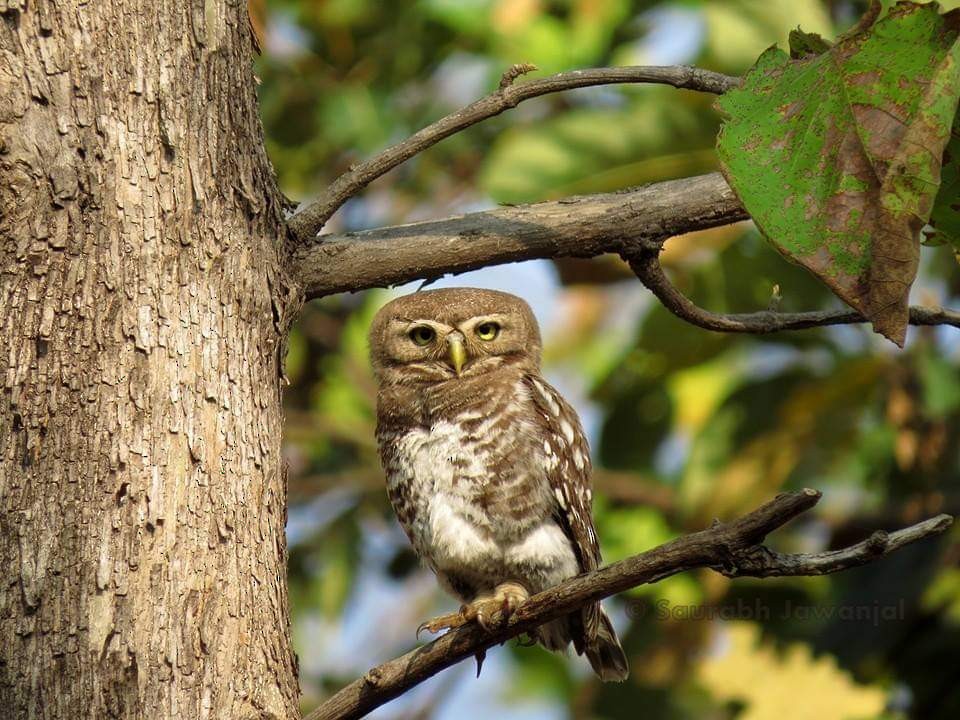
<box><xmin>409</xmin><ymin>325</ymin><xmax>436</xmax><ymax>346</ymax></box>
<box><xmin>475</xmin><ymin>322</ymin><xmax>500</xmax><ymax>341</ymax></box>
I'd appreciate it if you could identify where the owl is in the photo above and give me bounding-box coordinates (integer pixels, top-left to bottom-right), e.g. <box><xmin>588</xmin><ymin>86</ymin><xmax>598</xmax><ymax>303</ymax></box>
<box><xmin>368</xmin><ymin>287</ymin><xmax>628</xmax><ymax>682</ymax></box>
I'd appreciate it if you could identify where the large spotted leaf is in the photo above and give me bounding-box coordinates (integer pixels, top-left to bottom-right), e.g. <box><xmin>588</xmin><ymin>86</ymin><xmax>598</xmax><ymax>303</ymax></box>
<box><xmin>717</xmin><ymin>2</ymin><xmax>960</xmax><ymax>346</ymax></box>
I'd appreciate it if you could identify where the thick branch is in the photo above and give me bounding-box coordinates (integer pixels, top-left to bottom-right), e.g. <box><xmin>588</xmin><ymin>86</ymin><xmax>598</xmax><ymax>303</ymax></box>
<box><xmin>627</xmin><ymin>250</ymin><xmax>960</xmax><ymax>332</ymax></box>
<box><xmin>294</xmin><ymin>172</ymin><xmax>748</xmax><ymax>298</ymax></box>
<box><xmin>304</xmin><ymin>490</ymin><xmax>952</xmax><ymax>720</ymax></box>
<box><xmin>287</xmin><ymin>65</ymin><xmax>739</xmax><ymax>240</ymax></box>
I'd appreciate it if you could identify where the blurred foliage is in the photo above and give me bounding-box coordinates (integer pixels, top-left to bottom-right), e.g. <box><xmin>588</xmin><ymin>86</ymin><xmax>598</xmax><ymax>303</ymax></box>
<box><xmin>697</xmin><ymin>622</ymin><xmax>887</xmax><ymax>720</ymax></box>
<box><xmin>257</xmin><ymin>1</ymin><xmax>960</xmax><ymax>719</ymax></box>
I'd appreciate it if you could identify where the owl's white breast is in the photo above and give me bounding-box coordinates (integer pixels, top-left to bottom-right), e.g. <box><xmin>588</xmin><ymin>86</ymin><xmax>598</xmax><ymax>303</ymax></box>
<box><xmin>382</xmin><ymin>380</ymin><xmax>579</xmax><ymax>596</ymax></box>
<box><xmin>503</xmin><ymin>522</ymin><xmax>579</xmax><ymax>592</ymax></box>
<box><xmin>388</xmin><ymin>416</ymin><xmax>501</xmax><ymax>571</ymax></box>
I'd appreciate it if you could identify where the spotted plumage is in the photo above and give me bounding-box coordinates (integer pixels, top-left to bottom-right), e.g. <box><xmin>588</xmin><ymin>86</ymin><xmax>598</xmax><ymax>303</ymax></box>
<box><xmin>369</xmin><ymin>287</ymin><xmax>628</xmax><ymax>681</ymax></box>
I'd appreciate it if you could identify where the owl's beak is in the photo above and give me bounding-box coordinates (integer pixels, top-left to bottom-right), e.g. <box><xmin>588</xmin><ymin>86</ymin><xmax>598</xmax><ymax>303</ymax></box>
<box><xmin>446</xmin><ymin>333</ymin><xmax>467</xmax><ymax>376</ymax></box>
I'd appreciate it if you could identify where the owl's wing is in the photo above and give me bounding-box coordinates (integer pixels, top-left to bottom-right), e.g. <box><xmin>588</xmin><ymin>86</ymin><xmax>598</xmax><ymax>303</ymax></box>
<box><xmin>524</xmin><ymin>375</ymin><xmax>601</xmax><ymax>572</ymax></box>
<box><xmin>524</xmin><ymin>375</ymin><xmax>603</xmax><ymax>645</ymax></box>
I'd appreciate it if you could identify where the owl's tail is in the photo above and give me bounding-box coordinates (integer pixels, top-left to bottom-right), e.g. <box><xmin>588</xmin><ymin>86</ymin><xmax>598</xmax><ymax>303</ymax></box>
<box><xmin>537</xmin><ymin>604</ymin><xmax>629</xmax><ymax>682</ymax></box>
<box><xmin>584</xmin><ymin>608</ymin><xmax>629</xmax><ymax>682</ymax></box>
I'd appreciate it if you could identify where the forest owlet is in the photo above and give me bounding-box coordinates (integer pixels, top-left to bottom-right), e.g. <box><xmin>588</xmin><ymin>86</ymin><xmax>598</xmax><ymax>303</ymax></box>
<box><xmin>369</xmin><ymin>287</ymin><xmax>628</xmax><ymax>682</ymax></box>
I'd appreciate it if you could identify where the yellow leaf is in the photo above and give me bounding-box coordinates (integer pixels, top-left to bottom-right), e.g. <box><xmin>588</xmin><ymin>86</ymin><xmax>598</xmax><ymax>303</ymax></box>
<box><xmin>698</xmin><ymin>622</ymin><xmax>886</xmax><ymax>720</ymax></box>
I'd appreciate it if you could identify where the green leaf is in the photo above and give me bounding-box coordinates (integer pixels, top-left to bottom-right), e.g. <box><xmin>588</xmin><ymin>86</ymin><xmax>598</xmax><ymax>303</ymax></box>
<box><xmin>788</xmin><ymin>28</ymin><xmax>832</xmax><ymax>58</ymax></box>
<box><xmin>926</xmin><ymin>114</ymin><xmax>960</xmax><ymax>257</ymax></box>
<box><xmin>716</xmin><ymin>2</ymin><xmax>960</xmax><ymax>346</ymax></box>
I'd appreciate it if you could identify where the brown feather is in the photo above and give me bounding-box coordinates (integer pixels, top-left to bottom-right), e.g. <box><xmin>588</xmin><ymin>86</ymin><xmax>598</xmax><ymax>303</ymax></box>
<box><xmin>369</xmin><ymin>288</ymin><xmax>628</xmax><ymax>681</ymax></box>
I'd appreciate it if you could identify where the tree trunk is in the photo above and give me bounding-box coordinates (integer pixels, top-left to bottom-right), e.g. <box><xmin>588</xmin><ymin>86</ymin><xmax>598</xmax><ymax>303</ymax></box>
<box><xmin>0</xmin><ymin>2</ymin><xmax>300</xmax><ymax>718</ymax></box>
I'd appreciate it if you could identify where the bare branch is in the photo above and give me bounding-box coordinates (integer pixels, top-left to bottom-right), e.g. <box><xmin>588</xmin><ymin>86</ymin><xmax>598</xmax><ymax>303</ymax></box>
<box><xmin>287</xmin><ymin>66</ymin><xmax>739</xmax><ymax>241</ymax></box>
<box><xmin>304</xmin><ymin>490</ymin><xmax>952</xmax><ymax>720</ymax></box>
<box><xmin>290</xmin><ymin>176</ymin><xmax>960</xmax><ymax>333</ymax></box>
<box><xmin>293</xmin><ymin>172</ymin><xmax>748</xmax><ymax>298</ymax></box>
<box><xmin>626</xmin><ymin>250</ymin><xmax>960</xmax><ymax>332</ymax></box>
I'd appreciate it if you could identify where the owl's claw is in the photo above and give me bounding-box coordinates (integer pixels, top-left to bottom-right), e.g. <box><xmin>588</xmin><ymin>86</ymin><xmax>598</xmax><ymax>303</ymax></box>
<box><xmin>415</xmin><ymin>582</ymin><xmax>531</xmax><ymax>640</ymax></box>
<box><xmin>416</xmin><ymin>606</ymin><xmax>471</xmax><ymax>639</ymax></box>
<box><xmin>473</xmin><ymin>581</ymin><xmax>530</xmax><ymax>631</ymax></box>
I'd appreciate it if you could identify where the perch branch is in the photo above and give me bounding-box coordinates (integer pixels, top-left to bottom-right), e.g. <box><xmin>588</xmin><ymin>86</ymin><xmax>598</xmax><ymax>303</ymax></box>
<box><xmin>627</xmin><ymin>250</ymin><xmax>960</xmax><ymax>332</ymax></box>
<box><xmin>287</xmin><ymin>65</ymin><xmax>739</xmax><ymax>240</ymax></box>
<box><xmin>304</xmin><ymin>490</ymin><xmax>952</xmax><ymax>720</ymax></box>
<box><xmin>293</xmin><ymin>172</ymin><xmax>748</xmax><ymax>298</ymax></box>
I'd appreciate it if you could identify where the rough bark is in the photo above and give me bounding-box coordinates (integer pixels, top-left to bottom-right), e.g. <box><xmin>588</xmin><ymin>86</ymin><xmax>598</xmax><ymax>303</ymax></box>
<box><xmin>0</xmin><ymin>3</ymin><xmax>299</xmax><ymax>718</ymax></box>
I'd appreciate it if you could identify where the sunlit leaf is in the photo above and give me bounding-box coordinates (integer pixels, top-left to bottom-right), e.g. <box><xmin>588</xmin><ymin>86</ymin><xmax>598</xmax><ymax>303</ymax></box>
<box><xmin>598</xmin><ymin>500</ymin><xmax>703</xmax><ymax>606</ymax></box>
<box><xmin>681</xmin><ymin>358</ymin><xmax>884</xmax><ymax>518</ymax></box>
<box><xmin>598</xmin><ymin>503</ymin><xmax>675</xmax><ymax>564</ymax></box>
<box><xmin>491</xmin><ymin>0</ymin><xmax>631</xmax><ymax>71</ymax></box>
<box><xmin>314</xmin><ymin>0</ymin><xmax>375</xmax><ymax>26</ymax></box>
<box><xmin>668</xmin><ymin>358</ymin><xmax>737</xmax><ymax>434</ymax></box>
<box><xmin>698</xmin><ymin>622</ymin><xmax>887</xmax><ymax>720</ymax></box>
<box><xmin>313</xmin><ymin>294</ymin><xmax>381</xmax><ymax>440</ymax></box>
<box><xmin>422</xmin><ymin>0</ymin><xmax>493</xmax><ymax>35</ymax></box>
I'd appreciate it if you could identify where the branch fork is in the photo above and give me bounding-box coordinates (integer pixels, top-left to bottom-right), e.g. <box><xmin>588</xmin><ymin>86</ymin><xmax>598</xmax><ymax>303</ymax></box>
<box><xmin>625</xmin><ymin>247</ymin><xmax>960</xmax><ymax>333</ymax></box>
<box><xmin>286</xmin><ymin>61</ymin><xmax>958</xmax><ymax>333</ymax></box>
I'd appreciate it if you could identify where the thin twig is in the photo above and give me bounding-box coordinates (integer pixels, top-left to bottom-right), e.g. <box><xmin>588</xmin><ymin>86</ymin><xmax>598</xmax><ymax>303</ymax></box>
<box><xmin>626</xmin><ymin>250</ymin><xmax>960</xmax><ymax>332</ymax></box>
<box><xmin>498</xmin><ymin>62</ymin><xmax>538</xmax><ymax>90</ymax></box>
<box><xmin>293</xmin><ymin>172</ymin><xmax>748</xmax><ymax>298</ymax></box>
<box><xmin>303</xmin><ymin>490</ymin><xmax>952</xmax><ymax>720</ymax></box>
<box><xmin>287</xmin><ymin>66</ymin><xmax>739</xmax><ymax>241</ymax></box>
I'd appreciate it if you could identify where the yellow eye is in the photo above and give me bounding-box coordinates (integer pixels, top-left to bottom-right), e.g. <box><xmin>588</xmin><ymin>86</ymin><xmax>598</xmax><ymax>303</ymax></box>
<box><xmin>409</xmin><ymin>325</ymin><xmax>435</xmax><ymax>346</ymax></box>
<box><xmin>475</xmin><ymin>322</ymin><xmax>500</xmax><ymax>341</ymax></box>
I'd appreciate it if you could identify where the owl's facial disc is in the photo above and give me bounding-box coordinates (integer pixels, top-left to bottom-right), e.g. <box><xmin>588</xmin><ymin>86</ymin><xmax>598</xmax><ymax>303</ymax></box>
<box><xmin>369</xmin><ymin>289</ymin><xmax>545</xmax><ymax>386</ymax></box>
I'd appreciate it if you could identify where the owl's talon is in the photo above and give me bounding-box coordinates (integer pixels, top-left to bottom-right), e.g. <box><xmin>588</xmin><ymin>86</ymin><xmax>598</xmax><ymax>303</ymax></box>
<box><xmin>419</xmin><ymin>583</ymin><xmax>530</xmax><ymax>638</ymax></box>
<box><xmin>416</xmin><ymin>608</ymin><xmax>469</xmax><ymax>638</ymax></box>
<box><xmin>469</xmin><ymin>581</ymin><xmax>530</xmax><ymax>631</ymax></box>
<box><xmin>474</xmin><ymin>603</ymin><xmax>494</xmax><ymax>632</ymax></box>
<box><xmin>497</xmin><ymin>581</ymin><xmax>529</xmax><ymax>615</ymax></box>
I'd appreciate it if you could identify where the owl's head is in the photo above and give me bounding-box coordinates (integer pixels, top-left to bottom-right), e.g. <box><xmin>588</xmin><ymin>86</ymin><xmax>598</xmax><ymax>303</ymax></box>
<box><xmin>369</xmin><ymin>288</ymin><xmax>542</xmax><ymax>385</ymax></box>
